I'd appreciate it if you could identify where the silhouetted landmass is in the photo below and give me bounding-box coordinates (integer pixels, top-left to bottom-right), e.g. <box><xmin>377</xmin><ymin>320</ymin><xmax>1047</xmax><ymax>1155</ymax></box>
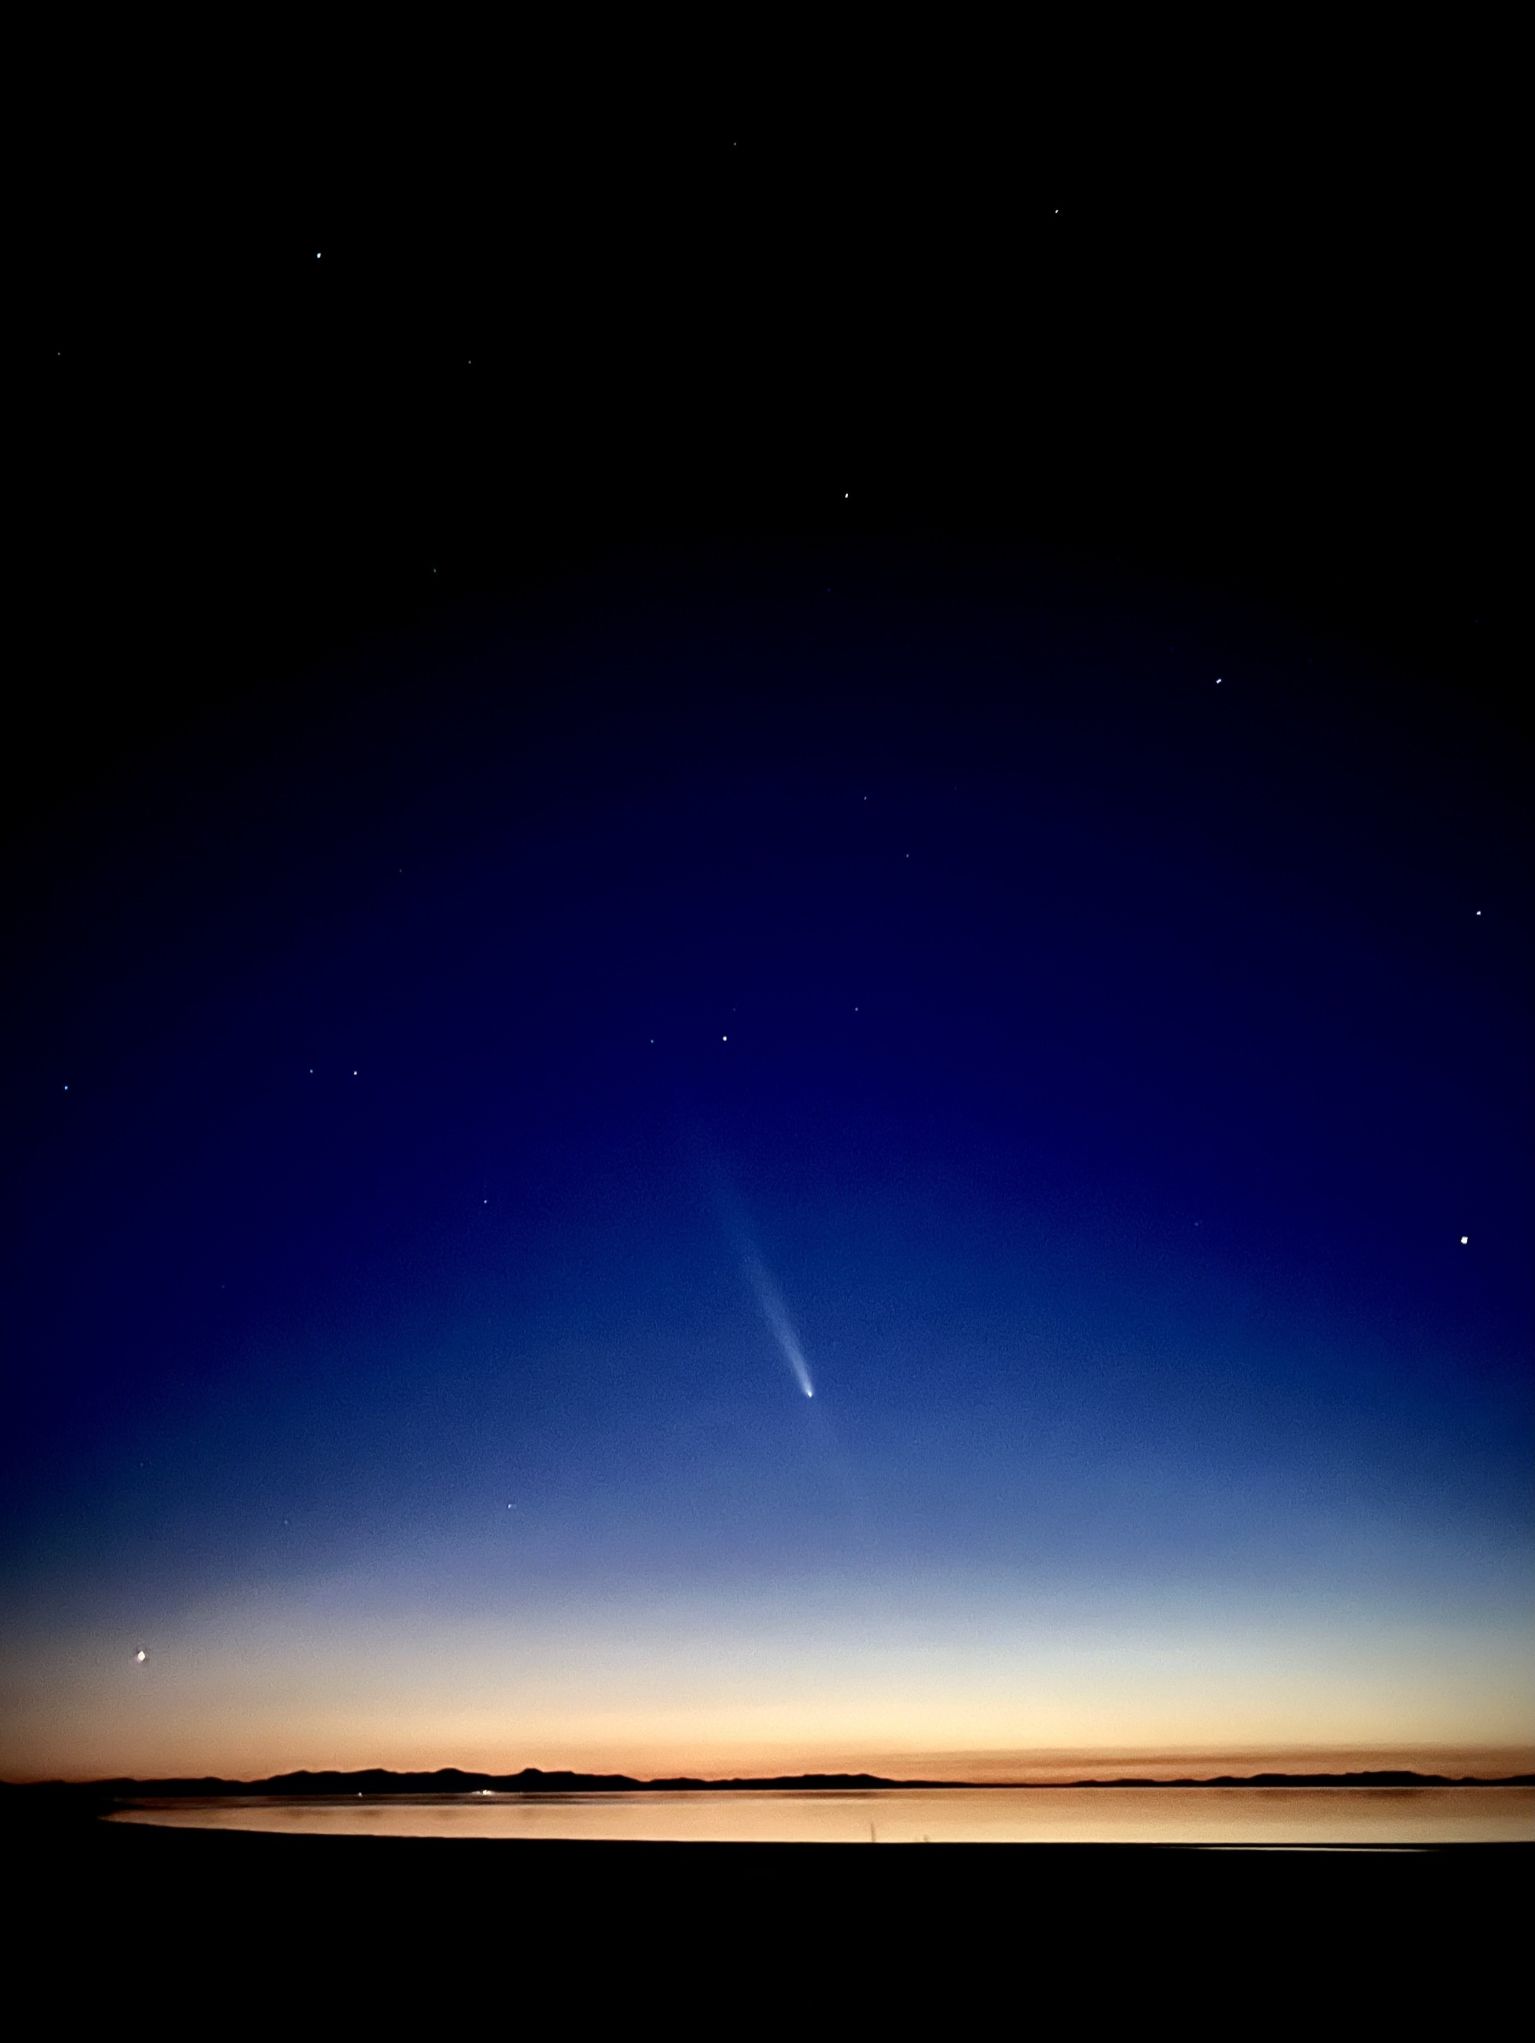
<box><xmin>4</xmin><ymin>1765</ymin><xmax>1531</xmax><ymax>1798</ymax></box>
<box><xmin>10</xmin><ymin>1816</ymin><xmax>1530</xmax><ymax>2041</ymax></box>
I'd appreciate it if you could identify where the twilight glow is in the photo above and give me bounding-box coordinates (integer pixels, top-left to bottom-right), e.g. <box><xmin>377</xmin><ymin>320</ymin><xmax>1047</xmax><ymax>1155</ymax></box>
<box><xmin>4</xmin><ymin>544</ymin><xmax>1530</xmax><ymax>1788</ymax></box>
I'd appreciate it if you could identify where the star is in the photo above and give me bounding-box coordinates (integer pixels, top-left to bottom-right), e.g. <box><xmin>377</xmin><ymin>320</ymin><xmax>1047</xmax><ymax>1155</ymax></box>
<box><xmin>722</xmin><ymin>1034</ymin><xmax>729</xmax><ymax>1043</ymax></box>
<box><xmin>1459</xmin><ymin>1235</ymin><xmax>1469</xmax><ymax>1246</ymax></box>
<box><xmin>134</xmin><ymin>1649</ymin><xmax>147</xmax><ymax>1664</ymax></box>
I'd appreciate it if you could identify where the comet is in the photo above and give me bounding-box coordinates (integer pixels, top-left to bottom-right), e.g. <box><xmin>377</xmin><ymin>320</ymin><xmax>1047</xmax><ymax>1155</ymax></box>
<box><xmin>743</xmin><ymin>1251</ymin><xmax>816</xmax><ymax>1399</ymax></box>
<box><xmin>694</xmin><ymin>1139</ymin><xmax>819</xmax><ymax>1401</ymax></box>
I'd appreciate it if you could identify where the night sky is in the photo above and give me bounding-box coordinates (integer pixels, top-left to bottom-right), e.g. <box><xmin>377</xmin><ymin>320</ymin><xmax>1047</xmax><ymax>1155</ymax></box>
<box><xmin>7</xmin><ymin>95</ymin><xmax>1530</xmax><ymax>1781</ymax></box>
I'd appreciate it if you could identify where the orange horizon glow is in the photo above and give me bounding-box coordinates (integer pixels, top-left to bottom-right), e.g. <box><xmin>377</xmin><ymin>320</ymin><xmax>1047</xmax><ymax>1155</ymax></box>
<box><xmin>11</xmin><ymin>1741</ymin><xmax>1534</xmax><ymax>1787</ymax></box>
<box><xmin>10</xmin><ymin>1576</ymin><xmax>1532</xmax><ymax>1787</ymax></box>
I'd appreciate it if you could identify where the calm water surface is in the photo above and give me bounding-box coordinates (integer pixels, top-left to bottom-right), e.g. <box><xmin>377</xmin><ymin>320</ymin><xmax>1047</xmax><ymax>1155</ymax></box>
<box><xmin>111</xmin><ymin>1787</ymin><xmax>1535</xmax><ymax>1847</ymax></box>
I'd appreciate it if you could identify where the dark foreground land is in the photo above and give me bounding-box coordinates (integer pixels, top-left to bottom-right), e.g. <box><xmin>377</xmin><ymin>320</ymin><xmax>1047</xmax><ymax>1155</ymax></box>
<box><xmin>10</xmin><ymin>1803</ymin><xmax>1528</xmax><ymax>2027</ymax></box>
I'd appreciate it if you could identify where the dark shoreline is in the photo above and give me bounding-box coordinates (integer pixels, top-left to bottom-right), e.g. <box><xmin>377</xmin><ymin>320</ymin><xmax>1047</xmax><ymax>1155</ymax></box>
<box><xmin>10</xmin><ymin>1809</ymin><xmax>1528</xmax><ymax>2021</ymax></box>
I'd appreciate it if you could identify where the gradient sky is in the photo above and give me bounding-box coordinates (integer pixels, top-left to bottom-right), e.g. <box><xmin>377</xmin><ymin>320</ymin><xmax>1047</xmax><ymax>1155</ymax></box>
<box><xmin>4</xmin><ymin>540</ymin><xmax>1530</xmax><ymax>1781</ymax></box>
<box><xmin>10</xmin><ymin>107</ymin><xmax>1530</xmax><ymax>1782</ymax></box>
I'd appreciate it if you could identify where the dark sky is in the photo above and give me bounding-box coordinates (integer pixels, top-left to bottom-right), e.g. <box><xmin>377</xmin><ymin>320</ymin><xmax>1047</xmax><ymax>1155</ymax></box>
<box><xmin>7</xmin><ymin>89</ymin><xmax>1530</xmax><ymax>1779</ymax></box>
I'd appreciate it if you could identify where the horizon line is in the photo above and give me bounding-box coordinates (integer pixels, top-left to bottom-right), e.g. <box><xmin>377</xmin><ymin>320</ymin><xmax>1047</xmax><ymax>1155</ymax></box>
<box><xmin>9</xmin><ymin>1761</ymin><xmax>1534</xmax><ymax>1791</ymax></box>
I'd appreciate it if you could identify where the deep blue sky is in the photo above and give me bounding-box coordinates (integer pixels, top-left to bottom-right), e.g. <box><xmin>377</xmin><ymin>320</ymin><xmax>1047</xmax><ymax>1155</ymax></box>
<box><xmin>8</xmin><ymin>98</ymin><xmax>1530</xmax><ymax>1777</ymax></box>
<box><xmin>5</xmin><ymin>541</ymin><xmax>1529</xmax><ymax>1776</ymax></box>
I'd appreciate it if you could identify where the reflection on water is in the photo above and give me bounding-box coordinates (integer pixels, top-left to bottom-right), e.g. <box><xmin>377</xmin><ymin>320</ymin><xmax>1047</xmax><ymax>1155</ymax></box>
<box><xmin>110</xmin><ymin>1787</ymin><xmax>1535</xmax><ymax>1846</ymax></box>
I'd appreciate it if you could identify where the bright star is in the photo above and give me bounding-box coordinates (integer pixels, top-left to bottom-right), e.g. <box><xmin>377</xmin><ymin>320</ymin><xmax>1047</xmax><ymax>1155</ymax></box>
<box><xmin>135</xmin><ymin>1649</ymin><xmax>147</xmax><ymax>1664</ymax></box>
<box><xmin>1459</xmin><ymin>1235</ymin><xmax>1469</xmax><ymax>1246</ymax></box>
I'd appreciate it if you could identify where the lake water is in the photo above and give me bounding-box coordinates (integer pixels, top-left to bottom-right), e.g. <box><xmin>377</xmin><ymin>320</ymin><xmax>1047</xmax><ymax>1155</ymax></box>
<box><xmin>110</xmin><ymin>1786</ymin><xmax>1535</xmax><ymax>1847</ymax></box>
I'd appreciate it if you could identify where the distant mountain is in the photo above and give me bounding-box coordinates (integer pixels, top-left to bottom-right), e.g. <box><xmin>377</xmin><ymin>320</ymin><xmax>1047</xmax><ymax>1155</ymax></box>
<box><xmin>5</xmin><ymin>1765</ymin><xmax>1531</xmax><ymax>1796</ymax></box>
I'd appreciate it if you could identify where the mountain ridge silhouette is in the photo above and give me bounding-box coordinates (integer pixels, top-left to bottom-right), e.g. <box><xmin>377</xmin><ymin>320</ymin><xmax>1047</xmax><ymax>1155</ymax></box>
<box><xmin>7</xmin><ymin>1765</ymin><xmax>1532</xmax><ymax>1795</ymax></box>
